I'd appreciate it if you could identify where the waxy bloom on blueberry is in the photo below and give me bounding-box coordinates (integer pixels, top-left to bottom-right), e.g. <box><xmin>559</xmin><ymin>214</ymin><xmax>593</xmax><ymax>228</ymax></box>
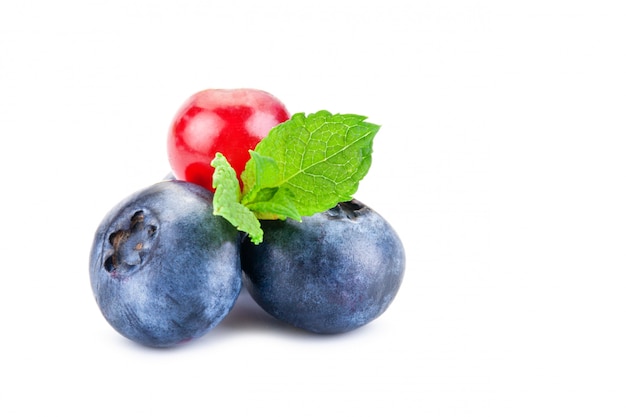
<box><xmin>241</xmin><ymin>200</ymin><xmax>405</xmax><ymax>334</ymax></box>
<box><xmin>89</xmin><ymin>180</ymin><xmax>242</xmax><ymax>347</ymax></box>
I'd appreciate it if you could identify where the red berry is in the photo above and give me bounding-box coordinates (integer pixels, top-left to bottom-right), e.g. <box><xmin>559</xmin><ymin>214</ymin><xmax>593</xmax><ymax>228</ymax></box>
<box><xmin>167</xmin><ymin>88</ymin><xmax>290</xmax><ymax>192</ymax></box>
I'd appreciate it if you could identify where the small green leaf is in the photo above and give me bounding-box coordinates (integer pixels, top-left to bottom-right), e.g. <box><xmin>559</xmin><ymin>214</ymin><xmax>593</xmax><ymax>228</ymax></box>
<box><xmin>241</xmin><ymin>111</ymin><xmax>379</xmax><ymax>217</ymax></box>
<box><xmin>211</xmin><ymin>153</ymin><xmax>263</xmax><ymax>244</ymax></box>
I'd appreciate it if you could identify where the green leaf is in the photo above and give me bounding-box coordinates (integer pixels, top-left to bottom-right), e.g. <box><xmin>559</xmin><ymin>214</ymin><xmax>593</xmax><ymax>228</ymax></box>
<box><xmin>209</xmin><ymin>111</ymin><xmax>380</xmax><ymax>245</ymax></box>
<box><xmin>211</xmin><ymin>153</ymin><xmax>264</xmax><ymax>244</ymax></box>
<box><xmin>241</xmin><ymin>111</ymin><xmax>378</xmax><ymax>217</ymax></box>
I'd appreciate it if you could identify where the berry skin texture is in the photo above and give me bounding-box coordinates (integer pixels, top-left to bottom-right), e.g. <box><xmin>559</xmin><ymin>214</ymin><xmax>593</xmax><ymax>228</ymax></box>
<box><xmin>167</xmin><ymin>88</ymin><xmax>290</xmax><ymax>192</ymax></box>
<box><xmin>89</xmin><ymin>180</ymin><xmax>242</xmax><ymax>348</ymax></box>
<box><xmin>241</xmin><ymin>200</ymin><xmax>405</xmax><ymax>334</ymax></box>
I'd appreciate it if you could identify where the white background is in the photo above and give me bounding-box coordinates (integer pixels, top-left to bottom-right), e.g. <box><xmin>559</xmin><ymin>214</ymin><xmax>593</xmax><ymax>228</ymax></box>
<box><xmin>1</xmin><ymin>1</ymin><xmax>625</xmax><ymax>415</ymax></box>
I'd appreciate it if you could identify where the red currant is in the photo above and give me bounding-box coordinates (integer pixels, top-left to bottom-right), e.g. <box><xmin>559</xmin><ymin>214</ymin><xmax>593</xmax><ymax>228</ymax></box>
<box><xmin>167</xmin><ymin>88</ymin><xmax>290</xmax><ymax>192</ymax></box>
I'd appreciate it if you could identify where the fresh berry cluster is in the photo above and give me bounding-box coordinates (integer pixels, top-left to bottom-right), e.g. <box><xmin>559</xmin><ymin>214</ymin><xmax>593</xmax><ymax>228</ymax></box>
<box><xmin>89</xmin><ymin>88</ymin><xmax>405</xmax><ymax>348</ymax></box>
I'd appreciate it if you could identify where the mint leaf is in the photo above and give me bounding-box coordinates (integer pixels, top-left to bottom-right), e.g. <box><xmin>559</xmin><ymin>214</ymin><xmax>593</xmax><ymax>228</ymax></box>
<box><xmin>209</xmin><ymin>111</ymin><xmax>379</xmax><ymax>245</ymax></box>
<box><xmin>241</xmin><ymin>111</ymin><xmax>378</xmax><ymax>217</ymax></box>
<box><xmin>211</xmin><ymin>153</ymin><xmax>263</xmax><ymax>244</ymax></box>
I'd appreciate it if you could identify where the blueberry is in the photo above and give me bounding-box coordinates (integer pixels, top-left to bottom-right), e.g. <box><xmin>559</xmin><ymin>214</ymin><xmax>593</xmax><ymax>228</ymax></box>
<box><xmin>89</xmin><ymin>180</ymin><xmax>241</xmax><ymax>347</ymax></box>
<box><xmin>162</xmin><ymin>172</ymin><xmax>176</xmax><ymax>180</ymax></box>
<box><xmin>241</xmin><ymin>199</ymin><xmax>405</xmax><ymax>334</ymax></box>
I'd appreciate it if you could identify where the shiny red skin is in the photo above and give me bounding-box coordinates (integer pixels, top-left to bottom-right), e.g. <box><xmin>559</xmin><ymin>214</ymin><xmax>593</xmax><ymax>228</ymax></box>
<box><xmin>167</xmin><ymin>89</ymin><xmax>290</xmax><ymax>192</ymax></box>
